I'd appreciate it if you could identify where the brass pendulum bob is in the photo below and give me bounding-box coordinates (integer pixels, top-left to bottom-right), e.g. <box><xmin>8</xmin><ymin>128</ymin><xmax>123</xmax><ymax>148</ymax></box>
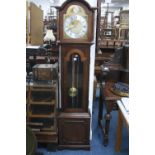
<box><xmin>69</xmin><ymin>87</ymin><xmax>77</xmax><ymax>97</ymax></box>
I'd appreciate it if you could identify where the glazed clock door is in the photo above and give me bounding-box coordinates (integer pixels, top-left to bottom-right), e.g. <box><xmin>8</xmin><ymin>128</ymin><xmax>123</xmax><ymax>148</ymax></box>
<box><xmin>62</xmin><ymin>48</ymin><xmax>89</xmax><ymax>112</ymax></box>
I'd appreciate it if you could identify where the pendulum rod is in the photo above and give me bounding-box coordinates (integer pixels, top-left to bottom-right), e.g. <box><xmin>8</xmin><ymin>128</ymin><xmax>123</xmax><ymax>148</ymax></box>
<box><xmin>76</xmin><ymin>56</ymin><xmax>79</xmax><ymax>108</ymax></box>
<box><xmin>71</xmin><ymin>57</ymin><xmax>75</xmax><ymax>107</ymax></box>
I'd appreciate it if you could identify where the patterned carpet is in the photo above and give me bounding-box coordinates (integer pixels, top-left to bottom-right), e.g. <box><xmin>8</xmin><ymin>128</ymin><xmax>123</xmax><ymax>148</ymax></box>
<box><xmin>36</xmin><ymin>91</ymin><xmax>129</xmax><ymax>155</ymax></box>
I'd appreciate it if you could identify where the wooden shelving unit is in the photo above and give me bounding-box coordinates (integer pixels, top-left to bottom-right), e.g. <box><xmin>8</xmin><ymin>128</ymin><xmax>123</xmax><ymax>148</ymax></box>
<box><xmin>27</xmin><ymin>81</ymin><xmax>58</xmax><ymax>144</ymax></box>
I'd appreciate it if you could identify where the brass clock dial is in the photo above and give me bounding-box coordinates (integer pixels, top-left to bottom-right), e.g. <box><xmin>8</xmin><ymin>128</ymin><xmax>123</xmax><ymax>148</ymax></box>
<box><xmin>64</xmin><ymin>14</ymin><xmax>88</xmax><ymax>39</ymax></box>
<box><xmin>63</xmin><ymin>5</ymin><xmax>88</xmax><ymax>39</ymax></box>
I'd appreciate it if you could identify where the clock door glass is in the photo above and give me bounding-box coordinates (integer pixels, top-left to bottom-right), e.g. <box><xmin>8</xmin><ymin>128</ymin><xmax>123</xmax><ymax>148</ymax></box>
<box><xmin>67</xmin><ymin>54</ymin><xmax>83</xmax><ymax>108</ymax></box>
<box><xmin>63</xmin><ymin>5</ymin><xmax>88</xmax><ymax>39</ymax></box>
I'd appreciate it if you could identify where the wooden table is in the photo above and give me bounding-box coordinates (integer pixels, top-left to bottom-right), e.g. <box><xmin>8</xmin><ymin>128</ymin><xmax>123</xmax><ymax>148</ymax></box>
<box><xmin>98</xmin><ymin>82</ymin><xmax>121</xmax><ymax>146</ymax></box>
<box><xmin>115</xmin><ymin>98</ymin><xmax>129</xmax><ymax>152</ymax></box>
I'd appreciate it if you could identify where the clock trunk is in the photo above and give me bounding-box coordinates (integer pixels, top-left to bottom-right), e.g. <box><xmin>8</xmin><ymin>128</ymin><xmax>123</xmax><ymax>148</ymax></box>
<box><xmin>61</xmin><ymin>45</ymin><xmax>90</xmax><ymax>112</ymax></box>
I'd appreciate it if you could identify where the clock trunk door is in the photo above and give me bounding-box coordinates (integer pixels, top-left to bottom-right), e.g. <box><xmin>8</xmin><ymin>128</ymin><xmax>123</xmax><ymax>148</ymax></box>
<box><xmin>61</xmin><ymin>48</ymin><xmax>89</xmax><ymax>112</ymax></box>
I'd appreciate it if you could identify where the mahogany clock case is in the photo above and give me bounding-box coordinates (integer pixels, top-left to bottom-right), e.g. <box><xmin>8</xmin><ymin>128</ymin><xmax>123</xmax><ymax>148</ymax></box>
<box><xmin>57</xmin><ymin>0</ymin><xmax>96</xmax><ymax>149</ymax></box>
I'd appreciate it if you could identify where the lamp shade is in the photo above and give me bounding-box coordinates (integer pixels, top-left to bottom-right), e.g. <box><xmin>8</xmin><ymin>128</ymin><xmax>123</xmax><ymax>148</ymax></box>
<box><xmin>44</xmin><ymin>29</ymin><xmax>56</xmax><ymax>42</ymax></box>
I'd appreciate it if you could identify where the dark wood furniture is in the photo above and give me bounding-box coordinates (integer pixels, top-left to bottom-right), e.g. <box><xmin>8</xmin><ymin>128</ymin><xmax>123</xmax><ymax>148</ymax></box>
<box><xmin>26</xmin><ymin>82</ymin><xmax>29</xmax><ymax>122</ymax></box>
<box><xmin>96</xmin><ymin>0</ymin><xmax>102</xmax><ymax>53</ymax></box>
<box><xmin>98</xmin><ymin>82</ymin><xmax>121</xmax><ymax>145</ymax></box>
<box><xmin>26</xmin><ymin>48</ymin><xmax>59</xmax><ymax>150</ymax></box>
<box><xmin>97</xmin><ymin>45</ymin><xmax>129</xmax><ymax>146</ymax></box>
<box><xmin>33</xmin><ymin>64</ymin><xmax>58</xmax><ymax>81</ymax></box>
<box><xmin>57</xmin><ymin>0</ymin><xmax>96</xmax><ymax>149</ymax></box>
<box><xmin>95</xmin><ymin>45</ymin><xmax>129</xmax><ymax>82</ymax></box>
<box><xmin>95</xmin><ymin>1</ymin><xmax>129</xmax><ymax>146</ymax></box>
<box><xmin>26</xmin><ymin>45</ymin><xmax>59</xmax><ymax>74</ymax></box>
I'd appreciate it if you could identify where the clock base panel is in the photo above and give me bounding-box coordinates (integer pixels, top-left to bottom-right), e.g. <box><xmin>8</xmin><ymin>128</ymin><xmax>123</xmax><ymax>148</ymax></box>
<box><xmin>58</xmin><ymin>112</ymin><xmax>90</xmax><ymax>149</ymax></box>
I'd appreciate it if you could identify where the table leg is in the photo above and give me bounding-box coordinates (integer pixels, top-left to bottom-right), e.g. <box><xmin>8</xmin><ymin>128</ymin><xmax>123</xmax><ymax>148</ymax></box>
<box><xmin>103</xmin><ymin>101</ymin><xmax>115</xmax><ymax>146</ymax></box>
<box><xmin>103</xmin><ymin>108</ymin><xmax>111</xmax><ymax>146</ymax></box>
<box><xmin>98</xmin><ymin>82</ymin><xmax>108</xmax><ymax>145</ymax></box>
<box><xmin>98</xmin><ymin>83</ymin><xmax>104</xmax><ymax>127</ymax></box>
<box><xmin>115</xmin><ymin>110</ymin><xmax>123</xmax><ymax>152</ymax></box>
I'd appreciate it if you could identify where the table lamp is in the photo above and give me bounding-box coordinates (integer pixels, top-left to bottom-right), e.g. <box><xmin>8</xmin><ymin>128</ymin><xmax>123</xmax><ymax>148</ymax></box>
<box><xmin>43</xmin><ymin>29</ymin><xmax>56</xmax><ymax>44</ymax></box>
<box><xmin>43</xmin><ymin>29</ymin><xmax>56</xmax><ymax>64</ymax></box>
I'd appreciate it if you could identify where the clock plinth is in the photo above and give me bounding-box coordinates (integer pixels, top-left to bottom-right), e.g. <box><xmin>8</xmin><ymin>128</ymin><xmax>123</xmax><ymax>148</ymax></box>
<box><xmin>57</xmin><ymin>0</ymin><xmax>96</xmax><ymax>149</ymax></box>
<box><xmin>58</xmin><ymin>112</ymin><xmax>90</xmax><ymax>150</ymax></box>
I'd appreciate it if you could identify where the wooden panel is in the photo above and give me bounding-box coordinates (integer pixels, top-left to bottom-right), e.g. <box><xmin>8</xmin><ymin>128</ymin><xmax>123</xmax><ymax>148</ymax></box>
<box><xmin>30</xmin><ymin>2</ymin><xmax>43</xmax><ymax>45</ymax></box>
<box><xmin>58</xmin><ymin>113</ymin><xmax>90</xmax><ymax>148</ymax></box>
<box><xmin>61</xmin><ymin>120</ymin><xmax>88</xmax><ymax>144</ymax></box>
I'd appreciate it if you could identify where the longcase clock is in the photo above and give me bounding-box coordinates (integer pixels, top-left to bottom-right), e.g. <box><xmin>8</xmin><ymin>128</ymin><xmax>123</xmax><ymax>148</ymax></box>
<box><xmin>57</xmin><ymin>0</ymin><xmax>96</xmax><ymax>149</ymax></box>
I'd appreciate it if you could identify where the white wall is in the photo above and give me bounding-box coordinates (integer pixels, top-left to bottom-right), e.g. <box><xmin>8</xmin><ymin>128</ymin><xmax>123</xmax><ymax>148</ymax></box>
<box><xmin>89</xmin><ymin>11</ymin><xmax>97</xmax><ymax>139</ymax></box>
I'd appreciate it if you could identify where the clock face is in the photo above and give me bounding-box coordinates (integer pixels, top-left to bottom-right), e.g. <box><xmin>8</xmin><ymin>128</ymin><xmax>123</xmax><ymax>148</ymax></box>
<box><xmin>64</xmin><ymin>15</ymin><xmax>88</xmax><ymax>39</ymax></box>
<box><xmin>63</xmin><ymin>5</ymin><xmax>88</xmax><ymax>39</ymax></box>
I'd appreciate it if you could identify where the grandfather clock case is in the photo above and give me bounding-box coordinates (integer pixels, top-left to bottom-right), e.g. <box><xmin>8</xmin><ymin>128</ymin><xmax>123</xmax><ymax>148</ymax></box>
<box><xmin>57</xmin><ymin>0</ymin><xmax>95</xmax><ymax>149</ymax></box>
